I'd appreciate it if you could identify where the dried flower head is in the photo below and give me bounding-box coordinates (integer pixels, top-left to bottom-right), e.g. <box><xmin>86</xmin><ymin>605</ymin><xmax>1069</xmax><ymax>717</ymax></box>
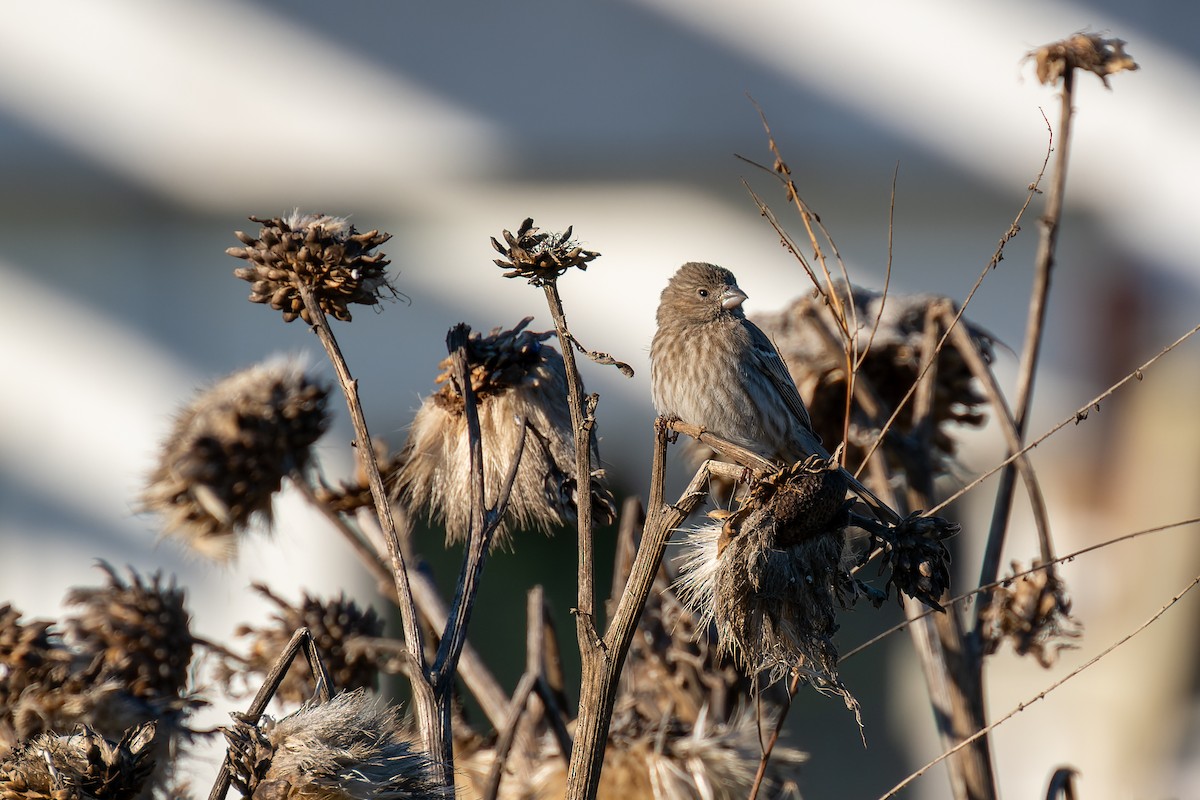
<box><xmin>223</xmin><ymin>690</ymin><xmax>440</xmax><ymax>800</ymax></box>
<box><xmin>980</xmin><ymin>561</ymin><xmax>1081</xmax><ymax>667</ymax></box>
<box><xmin>873</xmin><ymin>512</ymin><xmax>957</xmax><ymax>611</ymax></box>
<box><xmin>228</xmin><ymin>211</ymin><xmax>394</xmax><ymax>323</ymax></box>
<box><xmin>0</xmin><ymin>723</ymin><xmax>157</xmax><ymax>800</ymax></box>
<box><xmin>1027</xmin><ymin>33</ymin><xmax>1138</xmax><ymax>87</ymax></box>
<box><xmin>492</xmin><ymin>218</ymin><xmax>599</xmax><ymax>286</ymax></box>
<box><xmin>1</xmin><ymin>566</ymin><xmax>200</xmax><ymax>783</ymax></box>
<box><xmin>393</xmin><ymin>318</ymin><xmax>615</xmax><ymax>548</ymax></box>
<box><xmin>676</xmin><ymin>456</ymin><xmax>860</xmax><ymax>713</ymax></box>
<box><xmin>64</xmin><ymin>563</ymin><xmax>195</xmax><ymax>705</ymax></box>
<box><xmin>217</xmin><ymin>584</ymin><xmax>384</xmax><ymax>705</ymax></box>
<box><xmin>533</xmin><ymin>708</ymin><xmax>804</xmax><ymax>800</ymax></box>
<box><xmin>142</xmin><ymin>359</ymin><xmax>331</xmax><ymax>560</ymax></box>
<box><xmin>313</xmin><ymin>440</ymin><xmax>402</xmax><ymax>515</ymax></box>
<box><xmin>752</xmin><ymin>284</ymin><xmax>993</xmax><ymax>477</ymax></box>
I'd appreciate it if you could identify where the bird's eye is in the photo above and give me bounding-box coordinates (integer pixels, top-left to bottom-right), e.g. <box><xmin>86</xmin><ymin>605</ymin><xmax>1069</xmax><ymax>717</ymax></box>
<box><xmin>697</xmin><ymin>288</ymin><xmax>709</xmax><ymax>298</ymax></box>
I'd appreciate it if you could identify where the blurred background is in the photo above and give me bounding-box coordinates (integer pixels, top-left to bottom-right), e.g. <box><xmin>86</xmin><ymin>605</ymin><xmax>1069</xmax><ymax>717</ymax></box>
<box><xmin>1</xmin><ymin>1</ymin><xmax>1198</xmax><ymax>797</ymax></box>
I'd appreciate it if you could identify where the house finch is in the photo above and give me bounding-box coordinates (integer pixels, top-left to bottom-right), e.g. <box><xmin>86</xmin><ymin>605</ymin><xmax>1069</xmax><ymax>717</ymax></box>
<box><xmin>650</xmin><ymin>262</ymin><xmax>897</xmax><ymax>523</ymax></box>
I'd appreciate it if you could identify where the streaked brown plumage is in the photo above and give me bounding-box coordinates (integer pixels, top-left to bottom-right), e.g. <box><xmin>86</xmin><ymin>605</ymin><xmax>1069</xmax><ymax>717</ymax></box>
<box><xmin>650</xmin><ymin>262</ymin><xmax>897</xmax><ymax>523</ymax></box>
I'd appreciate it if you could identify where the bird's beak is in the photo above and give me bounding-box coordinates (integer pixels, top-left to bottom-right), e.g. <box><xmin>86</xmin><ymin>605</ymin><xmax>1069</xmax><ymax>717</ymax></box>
<box><xmin>721</xmin><ymin>285</ymin><xmax>748</xmax><ymax>310</ymax></box>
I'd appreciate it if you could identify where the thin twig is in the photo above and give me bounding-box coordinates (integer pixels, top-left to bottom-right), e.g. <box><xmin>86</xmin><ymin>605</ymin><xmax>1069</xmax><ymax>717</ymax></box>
<box><xmin>206</xmin><ymin>628</ymin><xmax>331</xmax><ymax>800</ymax></box>
<box><xmin>939</xmin><ymin>307</ymin><xmax>1055</xmax><ymax>565</ymax></box>
<box><xmin>484</xmin><ymin>587</ymin><xmax>548</xmax><ymax>800</ymax></box>
<box><xmin>978</xmin><ymin>103</ymin><xmax>1069</xmax><ymax>597</ymax></box>
<box><xmin>878</xmin><ymin>571</ymin><xmax>1200</xmax><ymax>799</ymax></box>
<box><xmin>853</xmin><ymin>139</ymin><xmax>1052</xmax><ymax>479</ymax></box>
<box><xmin>930</xmin><ymin>319</ymin><xmax>1200</xmax><ymax>515</ymax></box>
<box><xmin>841</xmin><ymin>515</ymin><xmax>1200</xmax><ymax>662</ymax></box>
<box><xmin>856</xmin><ymin>163</ymin><xmax>899</xmax><ymax>372</ymax></box>
<box><xmin>293</xmin><ymin>283</ymin><xmax>438</xmax><ymax>761</ymax></box>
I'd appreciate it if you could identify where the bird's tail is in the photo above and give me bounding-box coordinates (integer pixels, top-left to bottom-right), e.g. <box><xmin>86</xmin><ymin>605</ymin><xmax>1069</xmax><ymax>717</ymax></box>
<box><xmin>839</xmin><ymin>467</ymin><xmax>901</xmax><ymax>525</ymax></box>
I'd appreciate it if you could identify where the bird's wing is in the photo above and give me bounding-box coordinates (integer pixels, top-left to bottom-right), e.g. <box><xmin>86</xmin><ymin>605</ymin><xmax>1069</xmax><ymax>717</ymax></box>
<box><xmin>744</xmin><ymin>319</ymin><xmax>818</xmax><ymax>437</ymax></box>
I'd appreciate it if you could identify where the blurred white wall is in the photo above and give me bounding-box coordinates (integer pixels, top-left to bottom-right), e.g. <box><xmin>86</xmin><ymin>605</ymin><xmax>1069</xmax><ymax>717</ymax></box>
<box><xmin>0</xmin><ymin>1</ymin><xmax>1197</xmax><ymax>797</ymax></box>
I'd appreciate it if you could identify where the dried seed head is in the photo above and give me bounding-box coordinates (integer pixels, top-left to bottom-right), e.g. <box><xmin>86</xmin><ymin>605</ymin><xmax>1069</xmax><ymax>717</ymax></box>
<box><xmin>313</xmin><ymin>439</ymin><xmax>402</xmax><ymax>515</ymax></box>
<box><xmin>228</xmin><ymin>211</ymin><xmax>394</xmax><ymax>323</ymax></box>
<box><xmin>491</xmin><ymin>218</ymin><xmax>599</xmax><ymax>286</ymax></box>
<box><xmin>533</xmin><ymin>708</ymin><xmax>805</xmax><ymax>800</ymax></box>
<box><xmin>675</xmin><ymin>456</ymin><xmax>860</xmax><ymax>715</ymax></box>
<box><xmin>752</xmin><ymin>284</ymin><xmax>994</xmax><ymax>477</ymax></box>
<box><xmin>876</xmin><ymin>512</ymin><xmax>957</xmax><ymax>611</ymax></box>
<box><xmin>216</xmin><ymin>584</ymin><xmax>384</xmax><ymax>706</ymax></box>
<box><xmin>392</xmin><ymin>318</ymin><xmax>616</xmax><ymax>548</ymax></box>
<box><xmin>0</xmin><ymin>723</ymin><xmax>158</xmax><ymax>800</ymax></box>
<box><xmin>1027</xmin><ymin>33</ymin><xmax>1138</xmax><ymax>87</ymax></box>
<box><xmin>0</xmin><ymin>605</ymin><xmax>74</xmax><ymax>752</ymax></box>
<box><xmin>223</xmin><ymin>690</ymin><xmax>441</xmax><ymax>800</ymax></box>
<box><xmin>980</xmin><ymin>561</ymin><xmax>1081</xmax><ymax>667</ymax></box>
<box><xmin>61</xmin><ymin>562</ymin><xmax>195</xmax><ymax>731</ymax></box>
<box><xmin>142</xmin><ymin>359</ymin><xmax>331</xmax><ymax>560</ymax></box>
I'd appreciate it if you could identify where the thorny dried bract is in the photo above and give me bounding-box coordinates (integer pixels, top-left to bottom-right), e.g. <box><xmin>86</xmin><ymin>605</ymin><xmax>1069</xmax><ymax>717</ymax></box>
<box><xmin>1027</xmin><ymin>33</ymin><xmax>1139</xmax><ymax>87</ymax></box>
<box><xmin>214</xmin><ymin>585</ymin><xmax>384</xmax><ymax>705</ymax></box>
<box><xmin>392</xmin><ymin>318</ymin><xmax>615</xmax><ymax>548</ymax></box>
<box><xmin>492</xmin><ymin>218</ymin><xmax>599</xmax><ymax>286</ymax></box>
<box><xmin>753</xmin><ymin>284</ymin><xmax>994</xmax><ymax>476</ymax></box>
<box><xmin>141</xmin><ymin>359</ymin><xmax>331</xmax><ymax>560</ymax></box>
<box><xmin>228</xmin><ymin>211</ymin><xmax>394</xmax><ymax>323</ymax></box>
<box><xmin>980</xmin><ymin>561</ymin><xmax>1081</xmax><ymax>668</ymax></box>
<box><xmin>0</xmin><ymin>723</ymin><xmax>158</xmax><ymax>800</ymax></box>
<box><xmin>873</xmin><ymin>513</ymin><xmax>956</xmax><ymax>612</ymax></box>
<box><xmin>223</xmin><ymin>690</ymin><xmax>442</xmax><ymax>800</ymax></box>
<box><xmin>0</xmin><ymin>565</ymin><xmax>198</xmax><ymax>798</ymax></box>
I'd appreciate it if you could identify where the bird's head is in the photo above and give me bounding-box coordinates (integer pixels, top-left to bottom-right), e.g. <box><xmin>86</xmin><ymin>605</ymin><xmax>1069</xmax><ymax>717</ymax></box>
<box><xmin>657</xmin><ymin>262</ymin><xmax>748</xmax><ymax>326</ymax></box>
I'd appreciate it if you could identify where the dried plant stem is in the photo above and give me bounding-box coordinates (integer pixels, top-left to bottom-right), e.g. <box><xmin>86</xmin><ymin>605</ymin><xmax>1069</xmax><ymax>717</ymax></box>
<box><xmin>293</xmin><ymin>283</ymin><xmax>438</xmax><ymax>759</ymax></box>
<box><xmin>978</xmin><ymin>99</ymin><xmax>1071</xmax><ymax>597</ymax></box>
<box><xmin>540</xmin><ymin>281</ymin><xmax>599</xmax><ymax>641</ymax></box>
<box><xmin>566</xmin><ymin>423</ymin><xmax>734</xmax><ymax>799</ymax></box>
<box><xmin>484</xmin><ymin>586</ymin><xmax>549</xmax><ymax>800</ymax></box>
<box><xmin>939</xmin><ymin>308</ymin><xmax>1054</xmax><ymax>564</ymax></box>
<box><xmin>1045</xmin><ymin>767</ymin><xmax>1079</xmax><ymax>800</ymax></box>
<box><xmin>879</xmin><ymin>571</ymin><xmax>1200</xmax><ymax>800</ymax></box>
<box><xmin>903</xmin><ymin>308</ymin><xmax>997</xmax><ymax>800</ymax></box>
<box><xmin>207</xmin><ymin>627</ymin><xmax>332</xmax><ymax>800</ymax></box>
<box><xmin>748</xmin><ymin>671</ymin><xmax>801</xmax><ymax>800</ymax></box>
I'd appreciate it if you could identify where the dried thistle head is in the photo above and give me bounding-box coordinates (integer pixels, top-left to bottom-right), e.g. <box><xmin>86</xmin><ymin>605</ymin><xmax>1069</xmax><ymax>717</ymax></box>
<box><xmin>533</xmin><ymin>708</ymin><xmax>805</xmax><ymax>800</ymax></box>
<box><xmin>752</xmin><ymin>284</ymin><xmax>994</xmax><ymax>477</ymax></box>
<box><xmin>392</xmin><ymin>318</ymin><xmax>615</xmax><ymax>548</ymax></box>
<box><xmin>0</xmin><ymin>605</ymin><xmax>75</xmax><ymax>752</ymax></box>
<box><xmin>1027</xmin><ymin>33</ymin><xmax>1138</xmax><ymax>87</ymax></box>
<box><xmin>874</xmin><ymin>512</ymin><xmax>957</xmax><ymax>611</ymax></box>
<box><xmin>675</xmin><ymin>456</ymin><xmax>860</xmax><ymax>713</ymax></box>
<box><xmin>216</xmin><ymin>584</ymin><xmax>384</xmax><ymax>705</ymax></box>
<box><xmin>228</xmin><ymin>211</ymin><xmax>394</xmax><ymax>323</ymax></box>
<box><xmin>492</xmin><ymin>218</ymin><xmax>599</xmax><ymax>286</ymax></box>
<box><xmin>312</xmin><ymin>439</ymin><xmax>402</xmax><ymax>515</ymax></box>
<box><xmin>980</xmin><ymin>561</ymin><xmax>1081</xmax><ymax>667</ymax></box>
<box><xmin>142</xmin><ymin>359</ymin><xmax>331</xmax><ymax>560</ymax></box>
<box><xmin>223</xmin><ymin>690</ymin><xmax>441</xmax><ymax>800</ymax></box>
<box><xmin>0</xmin><ymin>723</ymin><xmax>158</xmax><ymax>800</ymax></box>
<box><xmin>64</xmin><ymin>563</ymin><xmax>195</xmax><ymax>705</ymax></box>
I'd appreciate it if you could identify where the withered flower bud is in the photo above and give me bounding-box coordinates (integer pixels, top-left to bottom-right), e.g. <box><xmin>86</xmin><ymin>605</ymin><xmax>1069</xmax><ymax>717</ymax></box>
<box><xmin>0</xmin><ymin>723</ymin><xmax>157</xmax><ymax>800</ymax></box>
<box><xmin>491</xmin><ymin>218</ymin><xmax>599</xmax><ymax>286</ymax></box>
<box><xmin>675</xmin><ymin>456</ymin><xmax>860</xmax><ymax>712</ymax></box>
<box><xmin>64</xmin><ymin>562</ymin><xmax>194</xmax><ymax>707</ymax></box>
<box><xmin>393</xmin><ymin>318</ymin><xmax>616</xmax><ymax>548</ymax></box>
<box><xmin>0</xmin><ymin>605</ymin><xmax>74</xmax><ymax>752</ymax></box>
<box><xmin>752</xmin><ymin>284</ymin><xmax>994</xmax><ymax>477</ymax></box>
<box><xmin>1027</xmin><ymin>33</ymin><xmax>1138</xmax><ymax>87</ymax></box>
<box><xmin>142</xmin><ymin>359</ymin><xmax>331</xmax><ymax>560</ymax></box>
<box><xmin>223</xmin><ymin>690</ymin><xmax>440</xmax><ymax>800</ymax></box>
<box><xmin>217</xmin><ymin>584</ymin><xmax>384</xmax><ymax>705</ymax></box>
<box><xmin>875</xmin><ymin>512</ymin><xmax>957</xmax><ymax>611</ymax></box>
<box><xmin>980</xmin><ymin>560</ymin><xmax>1081</xmax><ymax>667</ymax></box>
<box><xmin>228</xmin><ymin>211</ymin><xmax>394</xmax><ymax>323</ymax></box>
